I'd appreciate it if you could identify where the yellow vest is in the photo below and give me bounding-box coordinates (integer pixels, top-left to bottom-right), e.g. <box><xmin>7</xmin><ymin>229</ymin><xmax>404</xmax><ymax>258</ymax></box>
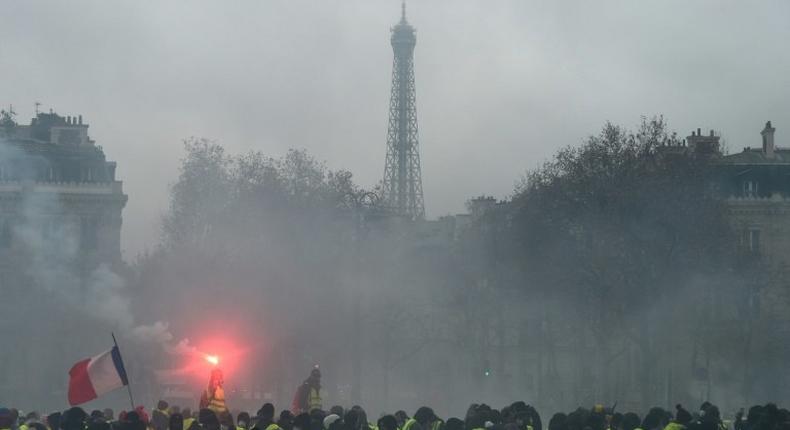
<box><xmin>184</xmin><ymin>418</ymin><xmax>196</xmax><ymax>430</ymax></box>
<box><xmin>307</xmin><ymin>387</ymin><xmax>322</xmax><ymax>411</ymax></box>
<box><xmin>403</xmin><ymin>419</ymin><xmax>418</xmax><ymax>430</ymax></box>
<box><xmin>207</xmin><ymin>386</ymin><xmax>228</xmax><ymax>413</ymax></box>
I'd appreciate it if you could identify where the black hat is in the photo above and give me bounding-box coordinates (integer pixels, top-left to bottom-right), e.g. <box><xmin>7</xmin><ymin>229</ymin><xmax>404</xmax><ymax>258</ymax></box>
<box><xmin>675</xmin><ymin>405</ymin><xmax>692</xmax><ymax>425</ymax></box>
<box><xmin>258</xmin><ymin>404</ymin><xmax>275</xmax><ymax>420</ymax></box>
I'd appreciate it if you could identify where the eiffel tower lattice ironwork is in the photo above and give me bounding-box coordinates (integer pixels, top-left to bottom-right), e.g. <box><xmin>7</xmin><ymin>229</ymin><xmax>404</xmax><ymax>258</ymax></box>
<box><xmin>382</xmin><ymin>1</ymin><xmax>425</xmax><ymax>219</ymax></box>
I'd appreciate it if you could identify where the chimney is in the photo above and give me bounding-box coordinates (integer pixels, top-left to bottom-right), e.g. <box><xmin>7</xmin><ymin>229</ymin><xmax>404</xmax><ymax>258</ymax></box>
<box><xmin>762</xmin><ymin>121</ymin><xmax>775</xmax><ymax>159</ymax></box>
<box><xmin>687</xmin><ymin>126</ymin><xmax>720</xmax><ymax>156</ymax></box>
<box><xmin>78</xmin><ymin>115</ymin><xmax>83</xmax><ymax>125</ymax></box>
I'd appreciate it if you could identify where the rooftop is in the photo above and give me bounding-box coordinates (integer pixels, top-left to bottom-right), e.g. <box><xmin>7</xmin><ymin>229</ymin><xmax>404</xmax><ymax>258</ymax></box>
<box><xmin>720</xmin><ymin>147</ymin><xmax>790</xmax><ymax>165</ymax></box>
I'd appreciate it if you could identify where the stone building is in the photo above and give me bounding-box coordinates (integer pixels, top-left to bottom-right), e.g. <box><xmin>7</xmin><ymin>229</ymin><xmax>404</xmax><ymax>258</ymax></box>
<box><xmin>0</xmin><ymin>111</ymin><xmax>128</xmax><ymax>407</ymax></box>
<box><xmin>716</xmin><ymin>121</ymin><xmax>790</xmax><ymax>265</ymax></box>
<box><xmin>0</xmin><ymin>111</ymin><xmax>127</xmax><ymax>269</ymax></box>
<box><xmin>683</xmin><ymin>121</ymin><xmax>790</xmax><ymax>403</ymax></box>
<box><xmin>664</xmin><ymin>121</ymin><xmax>790</xmax><ymax>264</ymax></box>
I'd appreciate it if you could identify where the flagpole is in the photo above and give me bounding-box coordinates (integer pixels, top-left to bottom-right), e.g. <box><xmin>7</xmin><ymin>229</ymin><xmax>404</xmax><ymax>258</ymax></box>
<box><xmin>112</xmin><ymin>332</ymin><xmax>136</xmax><ymax>410</ymax></box>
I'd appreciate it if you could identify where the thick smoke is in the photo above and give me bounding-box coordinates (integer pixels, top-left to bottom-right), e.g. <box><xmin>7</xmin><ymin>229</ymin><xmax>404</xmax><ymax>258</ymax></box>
<box><xmin>0</xmin><ymin>137</ymin><xmax>197</xmax><ymax>410</ymax></box>
<box><xmin>3</xmin><ymin>123</ymin><xmax>789</xmax><ymax>416</ymax></box>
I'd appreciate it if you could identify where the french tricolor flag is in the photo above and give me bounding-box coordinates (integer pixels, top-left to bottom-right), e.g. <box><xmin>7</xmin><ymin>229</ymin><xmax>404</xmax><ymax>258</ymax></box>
<box><xmin>68</xmin><ymin>346</ymin><xmax>129</xmax><ymax>406</ymax></box>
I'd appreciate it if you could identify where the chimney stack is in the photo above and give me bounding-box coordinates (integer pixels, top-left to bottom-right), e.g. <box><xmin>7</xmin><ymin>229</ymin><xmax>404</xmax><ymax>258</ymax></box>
<box><xmin>762</xmin><ymin>121</ymin><xmax>775</xmax><ymax>159</ymax></box>
<box><xmin>687</xmin><ymin>126</ymin><xmax>721</xmax><ymax>156</ymax></box>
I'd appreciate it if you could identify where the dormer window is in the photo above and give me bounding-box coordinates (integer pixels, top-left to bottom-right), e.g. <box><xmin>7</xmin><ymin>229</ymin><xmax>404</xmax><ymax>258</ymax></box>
<box><xmin>743</xmin><ymin>180</ymin><xmax>758</xmax><ymax>197</ymax></box>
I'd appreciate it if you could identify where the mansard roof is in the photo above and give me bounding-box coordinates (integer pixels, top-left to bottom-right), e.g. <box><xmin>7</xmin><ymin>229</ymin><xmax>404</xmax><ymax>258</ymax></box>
<box><xmin>720</xmin><ymin>148</ymin><xmax>790</xmax><ymax>165</ymax></box>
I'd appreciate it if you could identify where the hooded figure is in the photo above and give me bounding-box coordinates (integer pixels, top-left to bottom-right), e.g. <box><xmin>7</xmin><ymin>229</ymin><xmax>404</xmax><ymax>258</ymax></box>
<box><xmin>200</xmin><ymin>369</ymin><xmax>228</xmax><ymax>414</ymax></box>
<box><xmin>291</xmin><ymin>368</ymin><xmax>322</xmax><ymax>414</ymax></box>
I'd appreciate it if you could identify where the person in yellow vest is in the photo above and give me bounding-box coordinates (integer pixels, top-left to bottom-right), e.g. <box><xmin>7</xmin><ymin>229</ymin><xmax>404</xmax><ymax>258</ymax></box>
<box><xmin>182</xmin><ymin>409</ymin><xmax>196</xmax><ymax>430</ymax></box>
<box><xmin>664</xmin><ymin>405</ymin><xmax>692</xmax><ymax>430</ymax></box>
<box><xmin>291</xmin><ymin>367</ymin><xmax>322</xmax><ymax>414</ymax></box>
<box><xmin>403</xmin><ymin>408</ymin><xmax>437</xmax><ymax>430</ymax></box>
<box><xmin>200</xmin><ymin>368</ymin><xmax>229</xmax><ymax>415</ymax></box>
<box><xmin>394</xmin><ymin>412</ymin><xmax>409</xmax><ymax>430</ymax></box>
<box><xmin>153</xmin><ymin>400</ymin><xmax>171</xmax><ymax>430</ymax></box>
<box><xmin>252</xmin><ymin>404</ymin><xmax>281</xmax><ymax>430</ymax></box>
<box><xmin>378</xmin><ymin>415</ymin><xmax>398</xmax><ymax>430</ymax></box>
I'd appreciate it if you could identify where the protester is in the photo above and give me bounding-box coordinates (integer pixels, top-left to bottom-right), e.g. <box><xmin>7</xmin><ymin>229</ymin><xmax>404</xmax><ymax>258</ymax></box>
<box><xmin>7</xmin><ymin>396</ymin><xmax>790</xmax><ymax>430</ymax></box>
<box><xmin>292</xmin><ymin>368</ymin><xmax>322</xmax><ymax>415</ymax></box>
<box><xmin>253</xmin><ymin>404</ymin><xmax>280</xmax><ymax>430</ymax></box>
<box><xmin>237</xmin><ymin>413</ymin><xmax>251</xmax><ymax>430</ymax></box>
<box><xmin>169</xmin><ymin>413</ymin><xmax>184</xmax><ymax>430</ymax></box>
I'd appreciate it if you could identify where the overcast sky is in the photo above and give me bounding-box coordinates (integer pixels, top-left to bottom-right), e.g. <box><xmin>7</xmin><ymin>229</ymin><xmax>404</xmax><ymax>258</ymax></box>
<box><xmin>2</xmin><ymin>0</ymin><xmax>790</xmax><ymax>257</ymax></box>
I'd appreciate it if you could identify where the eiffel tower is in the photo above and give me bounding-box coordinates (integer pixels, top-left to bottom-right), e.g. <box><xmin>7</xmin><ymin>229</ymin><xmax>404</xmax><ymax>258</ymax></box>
<box><xmin>381</xmin><ymin>1</ymin><xmax>425</xmax><ymax>219</ymax></box>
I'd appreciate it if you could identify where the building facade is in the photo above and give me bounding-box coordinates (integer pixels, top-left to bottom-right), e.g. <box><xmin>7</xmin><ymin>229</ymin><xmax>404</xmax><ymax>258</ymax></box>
<box><xmin>716</xmin><ymin>121</ymin><xmax>790</xmax><ymax>266</ymax></box>
<box><xmin>0</xmin><ymin>111</ymin><xmax>127</xmax><ymax>270</ymax></box>
<box><xmin>660</xmin><ymin>121</ymin><xmax>790</xmax><ymax>265</ymax></box>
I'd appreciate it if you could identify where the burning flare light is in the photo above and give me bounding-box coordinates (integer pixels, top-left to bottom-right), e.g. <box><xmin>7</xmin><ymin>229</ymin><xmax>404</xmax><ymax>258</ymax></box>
<box><xmin>205</xmin><ymin>355</ymin><xmax>219</xmax><ymax>366</ymax></box>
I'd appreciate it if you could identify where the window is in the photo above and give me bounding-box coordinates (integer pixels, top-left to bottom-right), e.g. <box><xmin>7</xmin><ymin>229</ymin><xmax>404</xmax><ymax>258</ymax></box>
<box><xmin>743</xmin><ymin>180</ymin><xmax>759</xmax><ymax>197</ymax></box>
<box><xmin>742</xmin><ymin>228</ymin><xmax>761</xmax><ymax>254</ymax></box>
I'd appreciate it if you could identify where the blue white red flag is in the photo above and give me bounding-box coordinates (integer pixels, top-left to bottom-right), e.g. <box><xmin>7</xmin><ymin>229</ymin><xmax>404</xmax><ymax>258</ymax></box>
<box><xmin>68</xmin><ymin>346</ymin><xmax>129</xmax><ymax>406</ymax></box>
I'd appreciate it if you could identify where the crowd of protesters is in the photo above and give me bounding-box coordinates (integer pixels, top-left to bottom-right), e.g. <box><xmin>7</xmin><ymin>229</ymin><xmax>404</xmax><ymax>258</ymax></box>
<box><xmin>1</xmin><ymin>400</ymin><xmax>789</xmax><ymax>430</ymax></box>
